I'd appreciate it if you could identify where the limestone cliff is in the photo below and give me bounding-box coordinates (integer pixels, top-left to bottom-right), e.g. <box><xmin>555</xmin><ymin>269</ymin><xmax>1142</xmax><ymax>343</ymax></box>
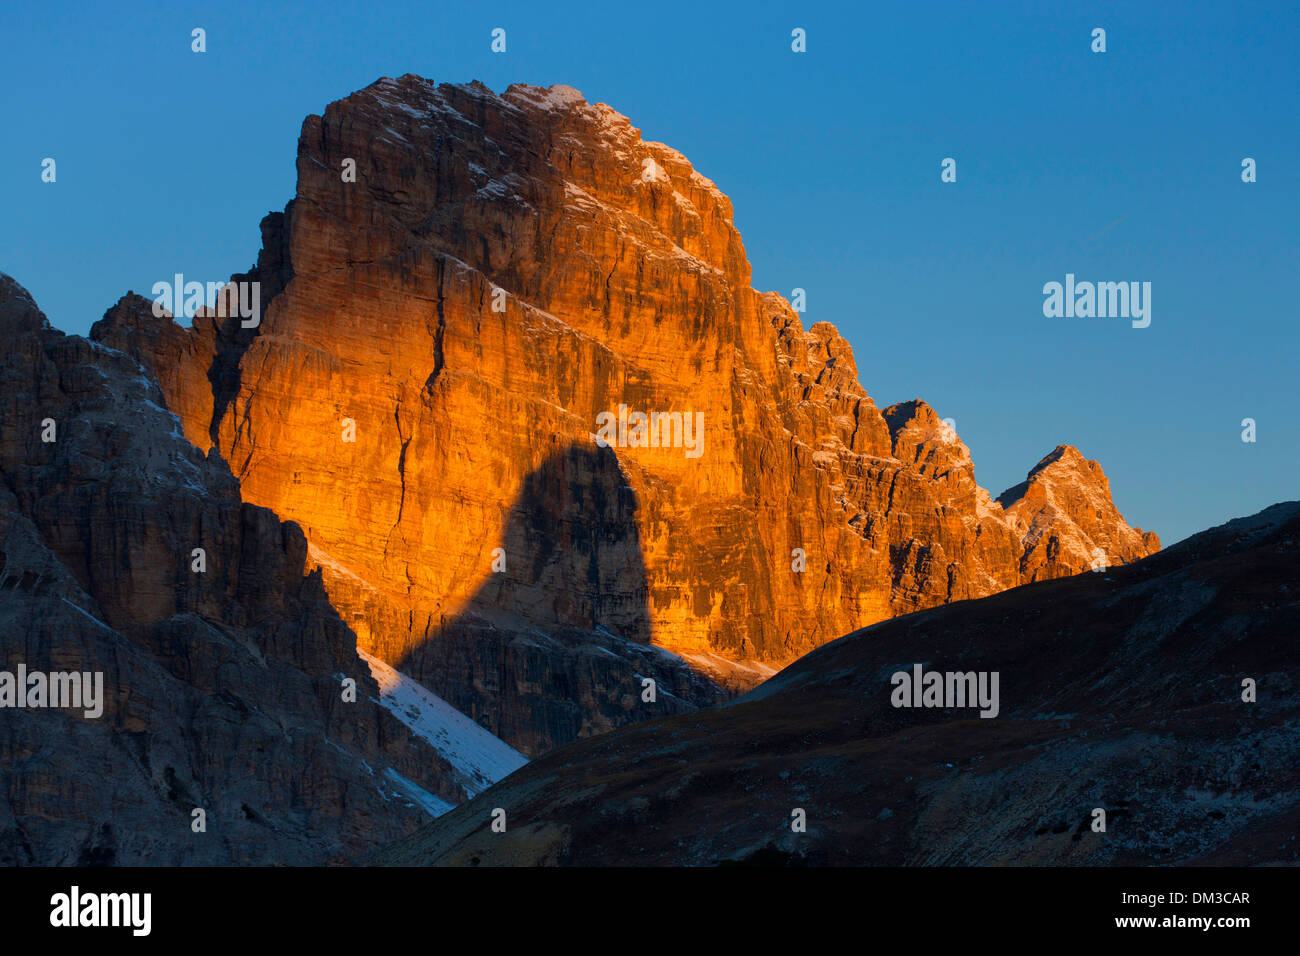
<box><xmin>92</xmin><ymin>75</ymin><xmax>1158</xmax><ymax>754</ymax></box>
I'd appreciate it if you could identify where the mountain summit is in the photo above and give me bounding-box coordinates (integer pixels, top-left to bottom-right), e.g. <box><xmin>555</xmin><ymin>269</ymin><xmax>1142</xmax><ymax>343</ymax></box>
<box><xmin>89</xmin><ymin>76</ymin><xmax>1158</xmax><ymax>754</ymax></box>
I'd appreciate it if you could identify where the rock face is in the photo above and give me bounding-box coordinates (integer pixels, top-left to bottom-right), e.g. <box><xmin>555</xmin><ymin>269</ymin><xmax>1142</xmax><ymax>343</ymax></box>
<box><xmin>92</xmin><ymin>75</ymin><xmax>1158</xmax><ymax>755</ymax></box>
<box><xmin>375</xmin><ymin>502</ymin><xmax>1300</xmax><ymax>867</ymax></box>
<box><xmin>0</xmin><ymin>275</ymin><xmax>467</xmax><ymax>864</ymax></box>
<box><xmin>998</xmin><ymin>444</ymin><xmax>1162</xmax><ymax>579</ymax></box>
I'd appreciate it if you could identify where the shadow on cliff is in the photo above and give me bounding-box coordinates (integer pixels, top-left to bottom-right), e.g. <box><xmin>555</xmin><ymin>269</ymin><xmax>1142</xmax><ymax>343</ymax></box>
<box><xmin>390</xmin><ymin>441</ymin><xmax>725</xmax><ymax>757</ymax></box>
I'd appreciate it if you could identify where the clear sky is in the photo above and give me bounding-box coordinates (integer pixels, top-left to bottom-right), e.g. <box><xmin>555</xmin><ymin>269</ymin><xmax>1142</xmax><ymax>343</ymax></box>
<box><xmin>3</xmin><ymin>0</ymin><xmax>1296</xmax><ymax>544</ymax></box>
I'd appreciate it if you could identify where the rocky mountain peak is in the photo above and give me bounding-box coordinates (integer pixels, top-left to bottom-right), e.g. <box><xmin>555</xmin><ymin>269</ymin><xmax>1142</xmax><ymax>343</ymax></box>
<box><xmin>77</xmin><ymin>75</ymin><xmax>1158</xmax><ymax>752</ymax></box>
<box><xmin>998</xmin><ymin>443</ymin><xmax>1157</xmax><ymax>578</ymax></box>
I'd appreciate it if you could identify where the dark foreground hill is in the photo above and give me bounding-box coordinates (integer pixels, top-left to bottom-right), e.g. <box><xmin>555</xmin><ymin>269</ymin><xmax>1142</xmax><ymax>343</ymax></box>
<box><xmin>375</xmin><ymin>502</ymin><xmax>1300</xmax><ymax>866</ymax></box>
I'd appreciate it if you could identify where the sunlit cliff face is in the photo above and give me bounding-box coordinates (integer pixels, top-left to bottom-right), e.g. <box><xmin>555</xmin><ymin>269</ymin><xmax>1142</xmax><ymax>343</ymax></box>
<box><xmin>98</xmin><ymin>76</ymin><xmax>1158</xmax><ymax>701</ymax></box>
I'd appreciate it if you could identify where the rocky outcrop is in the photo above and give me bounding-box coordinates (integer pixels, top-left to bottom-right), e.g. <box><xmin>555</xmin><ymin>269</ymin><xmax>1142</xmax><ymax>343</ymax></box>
<box><xmin>91</xmin><ymin>75</ymin><xmax>1158</xmax><ymax>755</ymax></box>
<box><xmin>0</xmin><ymin>274</ymin><xmax>468</xmax><ymax>864</ymax></box>
<box><xmin>375</xmin><ymin>502</ymin><xmax>1300</xmax><ymax>867</ymax></box>
<box><xmin>998</xmin><ymin>444</ymin><xmax>1162</xmax><ymax>579</ymax></box>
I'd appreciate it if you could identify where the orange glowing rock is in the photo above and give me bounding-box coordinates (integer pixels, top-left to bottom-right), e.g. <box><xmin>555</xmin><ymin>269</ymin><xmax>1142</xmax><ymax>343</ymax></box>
<box><xmin>93</xmin><ymin>76</ymin><xmax>1158</xmax><ymax>753</ymax></box>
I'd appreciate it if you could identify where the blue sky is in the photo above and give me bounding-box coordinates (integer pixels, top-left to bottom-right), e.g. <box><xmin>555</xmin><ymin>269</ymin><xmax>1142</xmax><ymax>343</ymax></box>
<box><xmin>3</xmin><ymin>0</ymin><xmax>1296</xmax><ymax>544</ymax></box>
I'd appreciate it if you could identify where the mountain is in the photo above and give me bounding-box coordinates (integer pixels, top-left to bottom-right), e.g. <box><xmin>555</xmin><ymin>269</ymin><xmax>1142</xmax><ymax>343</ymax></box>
<box><xmin>0</xmin><ymin>275</ymin><xmax>521</xmax><ymax>864</ymax></box>
<box><xmin>375</xmin><ymin>502</ymin><xmax>1300</xmax><ymax>867</ymax></box>
<box><xmin>90</xmin><ymin>75</ymin><xmax>1157</xmax><ymax>756</ymax></box>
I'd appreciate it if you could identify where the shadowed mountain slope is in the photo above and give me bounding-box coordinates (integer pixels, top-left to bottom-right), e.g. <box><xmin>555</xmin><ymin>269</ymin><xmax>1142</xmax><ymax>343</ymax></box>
<box><xmin>375</xmin><ymin>502</ymin><xmax>1298</xmax><ymax>866</ymax></box>
<box><xmin>0</xmin><ymin>274</ymin><xmax>474</xmax><ymax>864</ymax></box>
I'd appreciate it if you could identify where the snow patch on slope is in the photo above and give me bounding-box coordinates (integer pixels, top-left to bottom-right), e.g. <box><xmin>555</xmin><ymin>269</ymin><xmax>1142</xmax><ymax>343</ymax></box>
<box><xmin>359</xmin><ymin>649</ymin><xmax>528</xmax><ymax>798</ymax></box>
<box><xmin>382</xmin><ymin>767</ymin><xmax>456</xmax><ymax>817</ymax></box>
